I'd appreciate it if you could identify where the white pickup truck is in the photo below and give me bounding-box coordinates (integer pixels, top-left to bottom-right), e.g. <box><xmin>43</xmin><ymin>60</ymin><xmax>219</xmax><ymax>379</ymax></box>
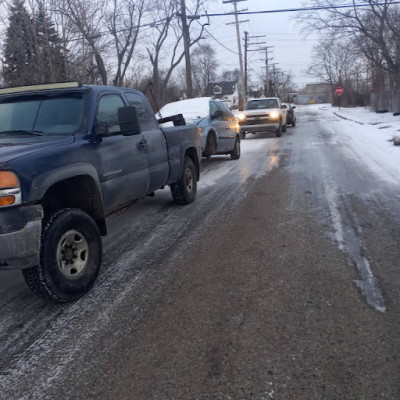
<box><xmin>238</xmin><ymin>97</ymin><xmax>287</xmax><ymax>138</ymax></box>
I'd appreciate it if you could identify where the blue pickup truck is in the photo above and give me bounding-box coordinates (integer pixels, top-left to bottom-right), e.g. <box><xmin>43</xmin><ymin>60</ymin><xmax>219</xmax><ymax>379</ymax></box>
<box><xmin>0</xmin><ymin>82</ymin><xmax>201</xmax><ymax>301</ymax></box>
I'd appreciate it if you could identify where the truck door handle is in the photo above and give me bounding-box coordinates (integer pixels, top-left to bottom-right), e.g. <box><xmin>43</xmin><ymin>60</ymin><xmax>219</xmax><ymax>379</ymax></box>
<box><xmin>137</xmin><ymin>140</ymin><xmax>147</xmax><ymax>151</ymax></box>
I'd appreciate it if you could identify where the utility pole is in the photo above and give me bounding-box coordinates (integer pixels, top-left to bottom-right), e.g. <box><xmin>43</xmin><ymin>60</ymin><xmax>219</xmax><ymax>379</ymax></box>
<box><xmin>223</xmin><ymin>0</ymin><xmax>247</xmax><ymax>108</ymax></box>
<box><xmin>180</xmin><ymin>0</ymin><xmax>193</xmax><ymax>98</ymax></box>
<box><xmin>244</xmin><ymin>31</ymin><xmax>248</xmax><ymax>97</ymax></box>
<box><xmin>266</xmin><ymin>48</ymin><xmax>270</xmax><ymax>96</ymax></box>
<box><xmin>259</xmin><ymin>45</ymin><xmax>273</xmax><ymax>96</ymax></box>
<box><xmin>265</xmin><ymin>47</ymin><xmax>273</xmax><ymax>96</ymax></box>
<box><xmin>271</xmin><ymin>63</ymin><xmax>279</xmax><ymax>97</ymax></box>
<box><xmin>244</xmin><ymin>33</ymin><xmax>266</xmax><ymax>98</ymax></box>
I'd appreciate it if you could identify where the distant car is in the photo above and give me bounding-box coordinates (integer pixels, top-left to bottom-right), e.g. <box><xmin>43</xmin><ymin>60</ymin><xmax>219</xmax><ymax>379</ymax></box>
<box><xmin>282</xmin><ymin>103</ymin><xmax>296</xmax><ymax>127</ymax></box>
<box><xmin>238</xmin><ymin>97</ymin><xmax>287</xmax><ymax>138</ymax></box>
<box><xmin>157</xmin><ymin>97</ymin><xmax>241</xmax><ymax>160</ymax></box>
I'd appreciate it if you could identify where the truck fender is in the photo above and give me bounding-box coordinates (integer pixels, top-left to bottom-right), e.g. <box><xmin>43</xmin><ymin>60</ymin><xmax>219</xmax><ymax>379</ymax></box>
<box><xmin>182</xmin><ymin>147</ymin><xmax>200</xmax><ymax>182</ymax></box>
<box><xmin>30</xmin><ymin>163</ymin><xmax>103</xmax><ymax>203</ymax></box>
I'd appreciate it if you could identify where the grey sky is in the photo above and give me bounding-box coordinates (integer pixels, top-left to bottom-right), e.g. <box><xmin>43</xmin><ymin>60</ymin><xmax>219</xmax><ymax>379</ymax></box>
<box><xmin>198</xmin><ymin>0</ymin><xmax>320</xmax><ymax>89</ymax></box>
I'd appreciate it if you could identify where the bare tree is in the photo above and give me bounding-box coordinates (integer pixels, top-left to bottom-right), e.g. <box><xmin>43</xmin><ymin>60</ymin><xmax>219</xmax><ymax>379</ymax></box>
<box><xmin>51</xmin><ymin>0</ymin><xmax>147</xmax><ymax>86</ymax></box>
<box><xmin>277</xmin><ymin>71</ymin><xmax>297</xmax><ymax>102</ymax></box>
<box><xmin>53</xmin><ymin>0</ymin><xmax>109</xmax><ymax>84</ymax></box>
<box><xmin>308</xmin><ymin>36</ymin><xmax>363</xmax><ymax>102</ymax></box>
<box><xmin>299</xmin><ymin>0</ymin><xmax>400</xmax><ymax>91</ymax></box>
<box><xmin>191</xmin><ymin>42</ymin><xmax>218</xmax><ymax>95</ymax></box>
<box><xmin>146</xmin><ymin>0</ymin><xmax>208</xmax><ymax>107</ymax></box>
<box><xmin>106</xmin><ymin>0</ymin><xmax>145</xmax><ymax>86</ymax></box>
<box><xmin>221</xmin><ymin>68</ymin><xmax>240</xmax><ymax>83</ymax></box>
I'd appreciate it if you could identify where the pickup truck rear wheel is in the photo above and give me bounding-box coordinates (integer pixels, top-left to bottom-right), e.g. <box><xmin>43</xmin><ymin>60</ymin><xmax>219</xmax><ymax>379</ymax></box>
<box><xmin>170</xmin><ymin>157</ymin><xmax>197</xmax><ymax>205</ymax></box>
<box><xmin>22</xmin><ymin>209</ymin><xmax>102</xmax><ymax>302</ymax></box>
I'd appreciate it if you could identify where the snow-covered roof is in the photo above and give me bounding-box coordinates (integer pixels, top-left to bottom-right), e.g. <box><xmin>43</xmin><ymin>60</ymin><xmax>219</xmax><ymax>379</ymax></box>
<box><xmin>158</xmin><ymin>97</ymin><xmax>211</xmax><ymax>123</ymax></box>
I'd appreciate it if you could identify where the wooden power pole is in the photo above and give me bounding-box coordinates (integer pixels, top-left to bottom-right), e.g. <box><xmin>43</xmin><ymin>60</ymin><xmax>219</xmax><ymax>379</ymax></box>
<box><xmin>223</xmin><ymin>0</ymin><xmax>247</xmax><ymax>108</ymax></box>
<box><xmin>180</xmin><ymin>0</ymin><xmax>193</xmax><ymax>98</ymax></box>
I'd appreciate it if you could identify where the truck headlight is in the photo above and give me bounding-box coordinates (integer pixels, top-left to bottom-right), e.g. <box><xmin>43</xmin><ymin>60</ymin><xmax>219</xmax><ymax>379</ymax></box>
<box><xmin>270</xmin><ymin>111</ymin><xmax>279</xmax><ymax>119</ymax></box>
<box><xmin>0</xmin><ymin>171</ymin><xmax>22</xmax><ymax>207</ymax></box>
<box><xmin>238</xmin><ymin>113</ymin><xmax>246</xmax><ymax>121</ymax></box>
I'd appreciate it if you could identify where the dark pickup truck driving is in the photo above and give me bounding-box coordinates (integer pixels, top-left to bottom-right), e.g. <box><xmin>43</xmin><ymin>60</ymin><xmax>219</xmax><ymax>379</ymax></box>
<box><xmin>0</xmin><ymin>82</ymin><xmax>202</xmax><ymax>301</ymax></box>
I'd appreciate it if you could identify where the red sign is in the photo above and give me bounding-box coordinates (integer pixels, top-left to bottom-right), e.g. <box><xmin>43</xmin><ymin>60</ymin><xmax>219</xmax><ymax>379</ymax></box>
<box><xmin>336</xmin><ymin>87</ymin><xmax>344</xmax><ymax>96</ymax></box>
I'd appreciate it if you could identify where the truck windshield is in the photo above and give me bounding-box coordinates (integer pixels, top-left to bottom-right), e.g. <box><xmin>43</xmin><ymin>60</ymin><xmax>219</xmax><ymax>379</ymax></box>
<box><xmin>0</xmin><ymin>93</ymin><xmax>86</xmax><ymax>135</ymax></box>
<box><xmin>245</xmin><ymin>99</ymin><xmax>279</xmax><ymax>110</ymax></box>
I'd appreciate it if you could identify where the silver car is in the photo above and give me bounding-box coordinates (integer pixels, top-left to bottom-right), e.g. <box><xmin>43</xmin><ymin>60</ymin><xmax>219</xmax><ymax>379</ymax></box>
<box><xmin>157</xmin><ymin>97</ymin><xmax>241</xmax><ymax>160</ymax></box>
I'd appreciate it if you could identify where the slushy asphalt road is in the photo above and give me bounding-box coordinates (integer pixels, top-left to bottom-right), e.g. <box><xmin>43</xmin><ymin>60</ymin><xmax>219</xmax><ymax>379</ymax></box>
<box><xmin>1</xmin><ymin>106</ymin><xmax>400</xmax><ymax>399</ymax></box>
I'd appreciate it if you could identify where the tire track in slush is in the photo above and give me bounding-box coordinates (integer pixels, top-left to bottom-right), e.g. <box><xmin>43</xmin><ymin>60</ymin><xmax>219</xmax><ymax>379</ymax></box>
<box><xmin>305</xmin><ymin>113</ymin><xmax>386</xmax><ymax>313</ymax></box>
<box><xmin>321</xmin><ymin>165</ymin><xmax>386</xmax><ymax>312</ymax></box>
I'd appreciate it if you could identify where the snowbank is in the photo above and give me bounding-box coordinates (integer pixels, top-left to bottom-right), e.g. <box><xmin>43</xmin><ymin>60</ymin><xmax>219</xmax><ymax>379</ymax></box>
<box><xmin>308</xmin><ymin>104</ymin><xmax>400</xmax><ymax>184</ymax></box>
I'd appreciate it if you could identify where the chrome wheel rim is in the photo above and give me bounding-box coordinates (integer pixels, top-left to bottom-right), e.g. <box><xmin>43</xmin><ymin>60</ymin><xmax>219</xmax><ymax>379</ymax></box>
<box><xmin>56</xmin><ymin>230</ymin><xmax>89</xmax><ymax>279</ymax></box>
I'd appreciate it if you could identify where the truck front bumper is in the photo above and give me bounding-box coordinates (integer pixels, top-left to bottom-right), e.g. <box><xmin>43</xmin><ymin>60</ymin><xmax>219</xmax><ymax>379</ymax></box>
<box><xmin>0</xmin><ymin>204</ymin><xmax>43</xmax><ymax>270</ymax></box>
<box><xmin>240</xmin><ymin>122</ymin><xmax>280</xmax><ymax>133</ymax></box>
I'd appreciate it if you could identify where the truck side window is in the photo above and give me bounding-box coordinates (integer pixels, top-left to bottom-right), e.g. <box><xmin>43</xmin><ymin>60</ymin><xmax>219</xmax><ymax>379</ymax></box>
<box><xmin>125</xmin><ymin>92</ymin><xmax>158</xmax><ymax>131</ymax></box>
<box><xmin>97</xmin><ymin>94</ymin><xmax>125</xmax><ymax>135</ymax></box>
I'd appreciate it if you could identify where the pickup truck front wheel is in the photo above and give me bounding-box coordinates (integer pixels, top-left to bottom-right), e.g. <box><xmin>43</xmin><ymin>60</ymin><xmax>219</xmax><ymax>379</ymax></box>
<box><xmin>170</xmin><ymin>157</ymin><xmax>197</xmax><ymax>205</ymax></box>
<box><xmin>22</xmin><ymin>209</ymin><xmax>102</xmax><ymax>302</ymax></box>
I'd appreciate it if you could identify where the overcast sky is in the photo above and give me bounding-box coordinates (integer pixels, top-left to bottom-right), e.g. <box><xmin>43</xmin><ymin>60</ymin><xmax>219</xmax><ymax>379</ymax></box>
<box><xmin>197</xmin><ymin>0</ymin><xmax>320</xmax><ymax>89</ymax></box>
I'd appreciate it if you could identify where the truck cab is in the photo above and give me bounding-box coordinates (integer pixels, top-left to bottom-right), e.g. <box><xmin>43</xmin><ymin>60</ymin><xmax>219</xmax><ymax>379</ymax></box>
<box><xmin>0</xmin><ymin>82</ymin><xmax>201</xmax><ymax>301</ymax></box>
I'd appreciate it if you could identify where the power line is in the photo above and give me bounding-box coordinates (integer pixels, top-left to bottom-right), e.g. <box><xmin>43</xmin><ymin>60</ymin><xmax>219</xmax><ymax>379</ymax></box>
<box><xmin>194</xmin><ymin>2</ymin><xmax>400</xmax><ymax>18</ymax></box>
<box><xmin>187</xmin><ymin>8</ymin><xmax>239</xmax><ymax>55</ymax></box>
<box><xmin>60</xmin><ymin>2</ymin><xmax>400</xmax><ymax>53</ymax></box>
<box><xmin>66</xmin><ymin>17</ymin><xmax>164</xmax><ymax>43</ymax></box>
<box><xmin>62</xmin><ymin>2</ymin><xmax>400</xmax><ymax>45</ymax></box>
<box><xmin>203</xmin><ymin>28</ymin><xmax>239</xmax><ymax>55</ymax></box>
<box><xmin>267</xmin><ymin>38</ymin><xmax>319</xmax><ymax>42</ymax></box>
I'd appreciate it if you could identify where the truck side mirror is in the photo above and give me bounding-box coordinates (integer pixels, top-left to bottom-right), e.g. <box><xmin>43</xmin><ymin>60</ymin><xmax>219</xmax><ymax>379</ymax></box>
<box><xmin>118</xmin><ymin>106</ymin><xmax>141</xmax><ymax>136</ymax></box>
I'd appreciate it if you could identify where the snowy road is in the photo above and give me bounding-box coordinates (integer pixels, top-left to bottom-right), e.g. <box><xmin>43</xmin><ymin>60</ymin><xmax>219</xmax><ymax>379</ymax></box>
<box><xmin>1</xmin><ymin>105</ymin><xmax>400</xmax><ymax>399</ymax></box>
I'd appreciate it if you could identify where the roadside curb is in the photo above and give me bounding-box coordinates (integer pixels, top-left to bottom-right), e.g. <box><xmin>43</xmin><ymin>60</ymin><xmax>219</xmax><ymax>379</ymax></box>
<box><xmin>333</xmin><ymin>112</ymin><xmax>365</xmax><ymax>125</ymax></box>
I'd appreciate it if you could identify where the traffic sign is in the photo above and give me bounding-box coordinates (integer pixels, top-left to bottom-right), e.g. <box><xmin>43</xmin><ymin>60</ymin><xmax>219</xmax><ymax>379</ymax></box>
<box><xmin>336</xmin><ymin>87</ymin><xmax>344</xmax><ymax>96</ymax></box>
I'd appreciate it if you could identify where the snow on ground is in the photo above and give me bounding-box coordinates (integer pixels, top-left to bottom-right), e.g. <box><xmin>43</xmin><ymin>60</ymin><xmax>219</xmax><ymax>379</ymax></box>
<box><xmin>307</xmin><ymin>104</ymin><xmax>400</xmax><ymax>185</ymax></box>
<box><xmin>315</xmin><ymin>103</ymin><xmax>400</xmax><ymax>134</ymax></box>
